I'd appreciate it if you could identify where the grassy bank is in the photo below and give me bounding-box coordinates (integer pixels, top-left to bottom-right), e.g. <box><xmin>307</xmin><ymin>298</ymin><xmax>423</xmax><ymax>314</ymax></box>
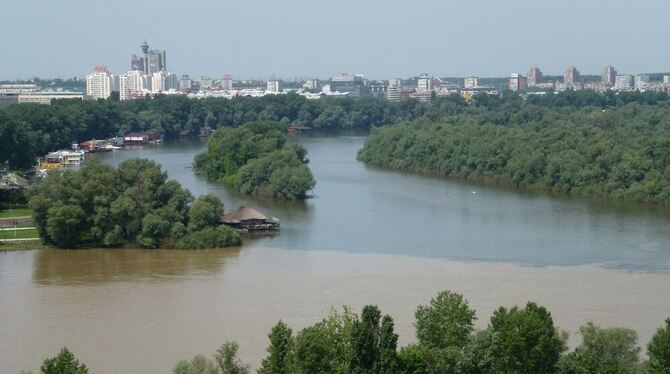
<box><xmin>0</xmin><ymin>241</ymin><xmax>51</xmax><ymax>251</ymax></box>
<box><xmin>0</xmin><ymin>228</ymin><xmax>39</xmax><ymax>240</ymax></box>
<box><xmin>0</xmin><ymin>208</ymin><xmax>32</xmax><ymax>218</ymax></box>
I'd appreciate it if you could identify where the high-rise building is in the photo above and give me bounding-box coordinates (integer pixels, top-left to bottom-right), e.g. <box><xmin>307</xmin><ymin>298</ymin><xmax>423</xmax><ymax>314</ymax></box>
<box><xmin>508</xmin><ymin>73</ymin><xmax>527</xmax><ymax>92</ymax></box>
<box><xmin>614</xmin><ymin>75</ymin><xmax>633</xmax><ymax>91</ymax></box>
<box><xmin>119</xmin><ymin>70</ymin><xmax>146</xmax><ymax>100</ymax></box>
<box><xmin>221</xmin><ymin>74</ymin><xmax>233</xmax><ymax>91</ymax></box>
<box><xmin>86</xmin><ymin>66</ymin><xmax>114</xmax><ymax>99</ymax></box>
<box><xmin>602</xmin><ymin>65</ymin><xmax>617</xmax><ymax>87</ymax></box>
<box><xmin>200</xmin><ymin>75</ymin><xmax>213</xmax><ymax>91</ymax></box>
<box><xmin>635</xmin><ymin>75</ymin><xmax>650</xmax><ymax>90</ymax></box>
<box><xmin>564</xmin><ymin>65</ymin><xmax>580</xmax><ymax>86</ymax></box>
<box><xmin>130</xmin><ymin>40</ymin><xmax>167</xmax><ymax>75</ymax></box>
<box><xmin>387</xmin><ymin>79</ymin><xmax>402</xmax><ymax>101</ymax></box>
<box><xmin>417</xmin><ymin>74</ymin><xmax>432</xmax><ymax>92</ymax></box>
<box><xmin>528</xmin><ymin>67</ymin><xmax>542</xmax><ymax>86</ymax></box>
<box><xmin>266</xmin><ymin>80</ymin><xmax>280</xmax><ymax>93</ymax></box>
<box><xmin>330</xmin><ymin>73</ymin><xmax>369</xmax><ymax>97</ymax></box>
<box><xmin>179</xmin><ymin>75</ymin><xmax>193</xmax><ymax>92</ymax></box>
<box><xmin>463</xmin><ymin>77</ymin><xmax>478</xmax><ymax>88</ymax></box>
<box><xmin>151</xmin><ymin>71</ymin><xmax>177</xmax><ymax>93</ymax></box>
<box><xmin>664</xmin><ymin>75</ymin><xmax>670</xmax><ymax>84</ymax></box>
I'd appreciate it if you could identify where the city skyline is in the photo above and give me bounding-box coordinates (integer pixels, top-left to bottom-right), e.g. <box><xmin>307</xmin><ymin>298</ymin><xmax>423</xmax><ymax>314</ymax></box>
<box><xmin>2</xmin><ymin>0</ymin><xmax>670</xmax><ymax>80</ymax></box>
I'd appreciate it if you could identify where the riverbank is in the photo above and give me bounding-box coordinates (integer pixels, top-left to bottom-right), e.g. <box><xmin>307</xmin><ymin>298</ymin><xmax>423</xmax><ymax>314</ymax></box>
<box><xmin>2</xmin><ymin>246</ymin><xmax>669</xmax><ymax>373</ymax></box>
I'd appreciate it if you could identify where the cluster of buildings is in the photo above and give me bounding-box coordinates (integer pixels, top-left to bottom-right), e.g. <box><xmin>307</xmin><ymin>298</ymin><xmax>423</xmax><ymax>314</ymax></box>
<box><xmin>505</xmin><ymin>65</ymin><xmax>670</xmax><ymax>94</ymax></box>
<box><xmin>3</xmin><ymin>40</ymin><xmax>670</xmax><ymax>108</ymax></box>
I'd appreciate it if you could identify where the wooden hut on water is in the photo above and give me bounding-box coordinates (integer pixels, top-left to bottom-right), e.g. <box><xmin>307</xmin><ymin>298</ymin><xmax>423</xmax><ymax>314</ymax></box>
<box><xmin>221</xmin><ymin>203</ymin><xmax>280</xmax><ymax>231</ymax></box>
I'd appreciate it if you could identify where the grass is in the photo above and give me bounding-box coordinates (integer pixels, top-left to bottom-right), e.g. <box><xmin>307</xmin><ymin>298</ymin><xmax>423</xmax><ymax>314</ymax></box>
<box><xmin>0</xmin><ymin>208</ymin><xmax>32</xmax><ymax>218</ymax></box>
<box><xmin>0</xmin><ymin>228</ymin><xmax>39</xmax><ymax>240</ymax></box>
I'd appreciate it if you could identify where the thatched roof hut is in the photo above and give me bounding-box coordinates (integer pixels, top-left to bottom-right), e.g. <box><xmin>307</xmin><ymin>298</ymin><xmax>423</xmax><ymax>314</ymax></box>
<box><xmin>221</xmin><ymin>203</ymin><xmax>279</xmax><ymax>230</ymax></box>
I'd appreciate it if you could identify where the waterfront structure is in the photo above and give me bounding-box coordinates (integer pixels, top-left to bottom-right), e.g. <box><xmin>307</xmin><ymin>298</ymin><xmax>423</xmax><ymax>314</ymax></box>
<box><xmin>386</xmin><ymin>78</ymin><xmax>402</xmax><ymax>101</ymax></box>
<box><xmin>124</xmin><ymin>132</ymin><xmax>160</xmax><ymax>144</ymax></box>
<box><xmin>635</xmin><ymin>74</ymin><xmax>650</xmax><ymax>90</ymax></box>
<box><xmin>463</xmin><ymin>77</ymin><xmax>478</xmax><ymax>88</ymax></box>
<box><xmin>564</xmin><ymin>65</ymin><xmax>580</xmax><ymax>86</ymax></box>
<box><xmin>119</xmin><ymin>70</ymin><xmax>146</xmax><ymax>100</ymax></box>
<box><xmin>222</xmin><ymin>203</ymin><xmax>280</xmax><ymax>231</ymax></box>
<box><xmin>417</xmin><ymin>74</ymin><xmax>431</xmax><ymax>92</ymax></box>
<box><xmin>508</xmin><ymin>73</ymin><xmax>527</xmax><ymax>91</ymax></box>
<box><xmin>614</xmin><ymin>75</ymin><xmax>633</xmax><ymax>91</ymax></box>
<box><xmin>602</xmin><ymin>65</ymin><xmax>617</xmax><ymax>87</ymax></box>
<box><xmin>43</xmin><ymin>150</ymin><xmax>86</xmax><ymax>168</ymax></box>
<box><xmin>266</xmin><ymin>80</ymin><xmax>280</xmax><ymax>93</ymax></box>
<box><xmin>528</xmin><ymin>66</ymin><xmax>542</xmax><ymax>86</ymax></box>
<box><xmin>86</xmin><ymin>66</ymin><xmax>114</xmax><ymax>99</ymax></box>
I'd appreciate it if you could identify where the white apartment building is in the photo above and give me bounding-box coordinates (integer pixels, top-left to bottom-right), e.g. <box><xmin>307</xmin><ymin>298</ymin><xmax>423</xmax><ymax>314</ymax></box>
<box><xmin>464</xmin><ymin>77</ymin><xmax>479</xmax><ymax>89</ymax></box>
<box><xmin>614</xmin><ymin>75</ymin><xmax>633</xmax><ymax>91</ymax></box>
<box><xmin>635</xmin><ymin>74</ymin><xmax>650</xmax><ymax>90</ymax></box>
<box><xmin>119</xmin><ymin>70</ymin><xmax>146</xmax><ymax>100</ymax></box>
<box><xmin>387</xmin><ymin>78</ymin><xmax>402</xmax><ymax>101</ymax></box>
<box><xmin>417</xmin><ymin>76</ymin><xmax>431</xmax><ymax>92</ymax></box>
<box><xmin>266</xmin><ymin>80</ymin><xmax>280</xmax><ymax>93</ymax></box>
<box><xmin>151</xmin><ymin>71</ymin><xmax>178</xmax><ymax>93</ymax></box>
<box><xmin>86</xmin><ymin>67</ymin><xmax>114</xmax><ymax>99</ymax></box>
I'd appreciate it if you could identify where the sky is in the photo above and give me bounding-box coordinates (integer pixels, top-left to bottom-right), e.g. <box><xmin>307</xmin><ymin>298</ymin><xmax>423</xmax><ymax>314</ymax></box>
<box><xmin>3</xmin><ymin>0</ymin><xmax>670</xmax><ymax>80</ymax></box>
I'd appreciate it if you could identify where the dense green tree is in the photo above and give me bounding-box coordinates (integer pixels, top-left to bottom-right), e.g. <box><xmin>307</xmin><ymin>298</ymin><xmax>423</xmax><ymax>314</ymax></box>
<box><xmin>557</xmin><ymin>322</ymin><xmax>640</xmax><ymax>374</ymax></box>
<box><xmin>376</xmin><ymin>315</ymin><xmax>400</xmax><ymax>374</ymax></box>
<box><xmin>173</xmin><ymin>355</ymin><xmax>217</xmax><ymax>374</ymax></box>
<box><xmin>196</xmin><ymin>123</ymin><xmax>315</xmax><ymax>199</ymax></box>
<box><xmin>40</xmin><ymin>347</ymin><xmax>88</xmax><ymax>374</ymax></box>
<box><xmin>293</xmin><ymin>324</ymin><xmax>336</xmax><ymax>374</ymax></box>
<box><xmin>259</xmin><ymin>320</ymin><xmax>294</xmax><ymax>374</ymax></box>
<box><xmin>188</xmin><ymin>194</ymin><xmax>225</xmax><ymax>232</ymax></box>
<box><xmin>646</xmin><ymin>318</ymin><xmax>670</xmax><ymax>373</ymax></box>
<box><xmin>350</xmin><ymin>305</ymin><xmax>382</xmax><ymax>373</ymax></box>
<box><xmin>414</xmin><ymin>290</ymin><xmax>476</xmax><ymax>349</ymax></box>
<box><xmin>30</xmin><ymin>159</ymin><xmax>240</xmax><ymax>249</ymax></box>
<box><xmin>488</xmin><ymin>302</ymin><xmax>566</xmax><ymax>373</ymax></box>
<box><xmin>214</xmin><ymin>342</ymin><xmax>250</xmax><ymax>374</ymax></box>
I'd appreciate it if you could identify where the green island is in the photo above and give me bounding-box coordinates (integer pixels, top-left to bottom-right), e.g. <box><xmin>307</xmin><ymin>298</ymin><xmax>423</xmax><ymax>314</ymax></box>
<box><xmin>193</xmin><ymin>122</ymin><xmax>316</xmax><ymax>199</ymax></box>
<box><xmin>31</xmin><ymin>290</ymin><xmax>670</xmax><ymax>374</ymax></box>
<box><xmin>358</xmin><ymin>92</ymin><xmax>670</xmax><ymax>204</ymax></box>
<box><xmin>29</xmin><ymin>158</ymin><xmax>240</xmax><ymax>249</ymax></box>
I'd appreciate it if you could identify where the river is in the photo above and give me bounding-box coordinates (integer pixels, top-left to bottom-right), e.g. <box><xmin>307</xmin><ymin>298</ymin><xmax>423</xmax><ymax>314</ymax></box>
<box><xmin>2</xmin><ymin>135</ymin><xmax>670</xmax><ymax>373</ymax></box>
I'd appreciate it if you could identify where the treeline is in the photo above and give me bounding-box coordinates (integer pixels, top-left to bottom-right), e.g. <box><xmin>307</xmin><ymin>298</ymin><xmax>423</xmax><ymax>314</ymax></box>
<box><xmin>194</xmin><ymin>122</ymin><xmax>316</xmax><ymax>199</ymax></box>
<box><xmin>358</xmin><ymin>100</ymin><xmax>670</xmax><ymax>204</ymax></box>
<box><xmin>30</xmin><ymin>159</ymin><xmax>240</xmax><ymax>248</ymax></box>
<box><xmin>32</xmin><ymin>290</ymin><xmax>670</xmax><ymax>373</ymax></box>
<box><xmin>2</xmin><ymin>90</ymin><xmax>668</xmax><ymax>170</ymax></box>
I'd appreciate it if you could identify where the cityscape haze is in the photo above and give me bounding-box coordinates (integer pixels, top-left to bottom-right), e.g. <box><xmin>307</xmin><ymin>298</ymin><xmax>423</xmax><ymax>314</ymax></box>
<box><xmin>2</xmin><ymin>0</ymin><xmax>670</xmax><ymax>80</ymax></box>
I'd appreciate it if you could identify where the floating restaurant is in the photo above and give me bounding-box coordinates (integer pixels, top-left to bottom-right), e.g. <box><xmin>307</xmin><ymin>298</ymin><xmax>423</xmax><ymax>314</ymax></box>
<box><xmin>221</xmin><ymin>203</ymin><xmax>280</xmax><ymax>231</ymax></box>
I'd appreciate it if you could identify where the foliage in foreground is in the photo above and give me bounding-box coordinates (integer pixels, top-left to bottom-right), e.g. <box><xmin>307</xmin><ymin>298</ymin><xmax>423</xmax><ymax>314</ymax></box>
<box><xmin>177</xmin><ymin>289</ymin><xmax>670</xmax><ymax>374</ymax></box>
<box><xmin>194</xmin><ymin>122</ymin><xmax>315</xmax><ymax>199</ymax></box>
<box><xmin>30</xmin><ymin>159</ymin><xmax>240</xmax><ymax>248</ymax></box>
<box><xmin>358</xmin><ymin>101</ymin><xmax>670</xmax><ymax>204</ymax></box>
<box><xmin>32</xmin><ymin>290</ymin><xmax>670</xmax><ymax>373</ymax></box>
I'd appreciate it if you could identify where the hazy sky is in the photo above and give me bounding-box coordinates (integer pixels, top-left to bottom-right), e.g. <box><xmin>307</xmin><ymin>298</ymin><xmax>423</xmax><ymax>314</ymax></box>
<box><xmin>3</xmin><ymin>0</ymin><xmax>670</xmax><ymax>80</ymax></box>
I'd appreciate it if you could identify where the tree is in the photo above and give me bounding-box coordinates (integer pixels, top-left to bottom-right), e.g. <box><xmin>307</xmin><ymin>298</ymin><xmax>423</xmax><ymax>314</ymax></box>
<box><xmin>40</xmin><ymin>347</ymin><xmax>88</xmax><ymax>374</ymax></box>
<box><xmin>188</xmin><ymin>194</ymin><xmax>224</xmax><ymax>232</ymax></box>
<box><xmin>414</xmin><ymin>290</ymin><xmax>476</xmax><ymax>349</ymax></box>
<box><xmin>376</xmin><ymin>315</ymin><xmax>399</xmax><ymax>374</ymax></box>
<box><xmin>214</xmin><ymin>341</ymin><xmax>249</xmax><ymax>374</ymax></box>
<box><xmin>45</xmin><ymin>204</ymin><xmax>87</xmax><ymax>247</ymax></box>
<box><xmin>646</xmin><ymin>318</ymin><xmax>670</xmax><ymax>373</ymax></box>
<box><xmin>293</xmin><ymin>325</ymin><xmax>336</xmax><ymax>374</ymax></box>
<box><xmin>173</xmin><ymin>355</ymin><xmax>217</xmax><ymax>374</ymax></box>
<box><xmin>557</xmin><ymin>322</ymin><xmax>640</xmax><ymax>374</ymax></box>
<box><xmin>259</xmin><ymin>320</ymin><xmax>294</xmax><ymax>374</ymax></box>
<box><xmin>489</xmin><ymin>302</ymin><xmax>565</xmax><ymax>373</ymax></box>
<box><xmin>350</xmin><ymin>305</ymin><xmax>382</xmax><ymax>373</ymax></box>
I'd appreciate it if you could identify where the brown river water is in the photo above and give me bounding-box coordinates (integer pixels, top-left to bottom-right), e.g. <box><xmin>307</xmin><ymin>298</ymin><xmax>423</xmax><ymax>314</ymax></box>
<box><xmin>2</xmin><ymin>135</ymin><xmax>670</xmax><ymax>373</ymax></box>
